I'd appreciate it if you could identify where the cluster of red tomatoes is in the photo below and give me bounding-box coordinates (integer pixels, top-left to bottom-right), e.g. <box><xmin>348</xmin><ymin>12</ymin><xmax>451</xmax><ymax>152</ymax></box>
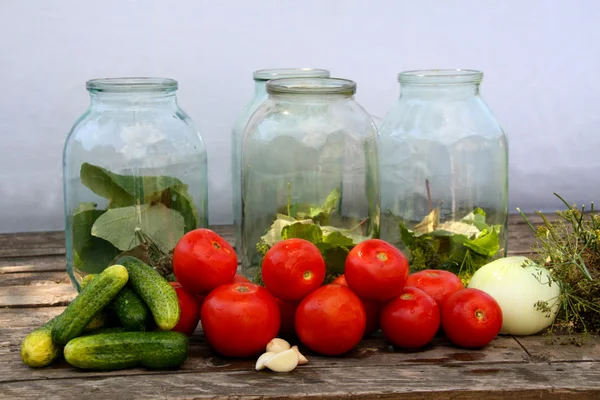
<box><xmin>167</xmin><ymin>229</ymin><xmax>503</xmax><ymax>357</ymax></box>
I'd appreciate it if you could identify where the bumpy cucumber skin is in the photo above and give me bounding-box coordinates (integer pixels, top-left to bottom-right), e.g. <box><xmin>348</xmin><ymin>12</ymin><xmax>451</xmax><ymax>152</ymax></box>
<box><xmin>64</xmin><ymin>331</ymin><xmax>189</xmax><ymax>370</ymax></box>
<box><xmin>111</xmin><ymin>287</ymin><xmax>150</xmax><ymax>331</ymax></box>
<box><xmin>20</xmin><ymin>315</ymin><xmax>63</xmax><ymax>368</ymax></box>
<box><xmin>117</xmin><ymin>256</ymin><xmax>180</xmax><ymax>331</ymax></box>
<box><xmin>82</xmin><ymin>274</ymin><xmax>149</xmax><ymax>331</ymax></box>
<box><xmin>52</xmin><ymin>265</ymin><xmax>128</xmax><ymax>345</ymax></box>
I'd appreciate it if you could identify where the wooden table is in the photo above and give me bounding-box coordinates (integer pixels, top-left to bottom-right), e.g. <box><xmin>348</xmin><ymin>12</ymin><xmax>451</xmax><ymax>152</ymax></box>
<box><xmin>1</xmin><ymin>217</ymin><xmax>599</xmax><ymax>399</ymax></box>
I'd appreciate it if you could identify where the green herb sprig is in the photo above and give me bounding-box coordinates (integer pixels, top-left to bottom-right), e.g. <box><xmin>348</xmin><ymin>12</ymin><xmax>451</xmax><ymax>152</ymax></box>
<box><xmin>518</xmin><ymin>194</ymin><xmax>600</xmax><ymax>335</ymax></box>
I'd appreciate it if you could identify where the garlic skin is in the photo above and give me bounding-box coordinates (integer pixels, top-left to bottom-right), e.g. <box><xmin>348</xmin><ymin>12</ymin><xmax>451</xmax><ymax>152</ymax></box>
<box><xmin>255</xmin><ymin>352</ymin><xmax>276</xmax><ymax>371</ymax></box>
<box><xmin>291</xmin><ymin>345</ymin><xmax>308</xmax><ymax>365</ymax></box>
<box><xmin>264</xmin><ymin>349</ymin><xmax>299</xmax><ymax>372</ymax></box>
<box><xmin>266</xmin><ymin>338</ymin><xmax>291</xmax><ymax>353</ymax></box>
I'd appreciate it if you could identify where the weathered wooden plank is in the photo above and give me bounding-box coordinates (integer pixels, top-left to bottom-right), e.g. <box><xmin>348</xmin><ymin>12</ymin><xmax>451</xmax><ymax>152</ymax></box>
<box><xmin>0</xmin><ymin>255</ymin><xmax>65</xmax><ymax>274</ymax></box>
<box><xmin>0</xmin><ymin>284</ymin><xmax>76</xmax><ymax>308</ymax></box>
<box><xmin>0</xmin><ymin>320</ymin><xmax>529</xmax><ymax>380</ymax></box>
<box><xmin>515</xmin><ymin>335</ymin><xmax>600</xmax><ymax>363</ymax></box>
<box><xmin>0</xmin><ymin>231</ymin><xmax>65</xmax><ymax>258</ymax></box>
<box><xmin>0</xmin><ymin>362</ymin><xmax>598</xmax><ymax>400</ymax></box>
<box><xmin>0</xmin><ymin>271</ymin><xmax>69</xmax><ymax>287</ymax></box>
<box><xmin>0</xmin><ymin>307</ymin><xmax>64</xmax><ymax>328</ymax></box>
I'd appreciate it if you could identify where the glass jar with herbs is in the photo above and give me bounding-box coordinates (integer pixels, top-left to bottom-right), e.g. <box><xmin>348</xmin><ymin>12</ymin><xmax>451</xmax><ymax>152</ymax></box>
<box><xmin>240</xmin><ymin>77</ymin><xmax>380</xmax><ymax>283</ymax></box>
<box><xmin>63</xmin><ymin>77</ymin><xmax>208</xmax><ymax>289</ymax></box>
<box><xmin>231</xmin><ymin>68</ymin><xmax>330</xmax><ymax>255</ymax></box>
<box><xmin>379</xmin><ymin>70</ymin><xmax>508</xmax><ymax>283</ymax></box>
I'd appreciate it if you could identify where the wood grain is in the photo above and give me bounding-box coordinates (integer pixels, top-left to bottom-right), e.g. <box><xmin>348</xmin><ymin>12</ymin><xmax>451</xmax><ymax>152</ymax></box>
<box><xmin>1</xmin><ymin>362</ymin><xmax>598</xmax><ymax>400</ymax></box>
<box><xmin>0</xmin><ymin>284</ymin><xmax>76</xmax><ymax>308</ymax></box>
<box><xmin>0</xmin><ymin>318</ymin><xmax>530</xmax><ymax>382</ymax></box>
<box><xmin>0</xmin><ymin>256</ymin><xmax>65</xmax><ymax>274</ymax></box>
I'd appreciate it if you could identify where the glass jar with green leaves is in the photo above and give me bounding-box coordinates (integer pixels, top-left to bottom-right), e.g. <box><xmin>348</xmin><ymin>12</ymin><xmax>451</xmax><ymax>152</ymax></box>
<box><xmin>241</xmin><ymin>77</ymin><xmax>380</xmax><ymax>283</ymax></box>
<box><xmin>231</xmin><ymin>68</ymin><xmax>330</xmax><ymax>255</ymax></box>
<box><xmin>379</xmin><ymin>70</ymin><xmax>508</xmax><ymax>283</ymax></box>
<box><xmin>63</xmin><ymin>78</ymin><xmax>208</xmax><ymax>289</ymax></box>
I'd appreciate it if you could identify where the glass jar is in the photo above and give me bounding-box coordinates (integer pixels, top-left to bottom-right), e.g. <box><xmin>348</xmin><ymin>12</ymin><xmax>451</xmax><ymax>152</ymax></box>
<box><xmin>241</xmin><ymin>77</ymin><xmax>380</xmax><ymax>282</ymax></box>
<box><xmin>379</xmin><ymin>70</ymin><xmax>508</xmax><ymax>282</ymax></box>
<box><xmin>63</xmin><ymin>77</ymin><xmax>208</xmax><ymax>289</ymax></box>
<box><xmin>231</xmin><ymin>68</ymin><xmax>330</xmax><ymax>255</ymax></box>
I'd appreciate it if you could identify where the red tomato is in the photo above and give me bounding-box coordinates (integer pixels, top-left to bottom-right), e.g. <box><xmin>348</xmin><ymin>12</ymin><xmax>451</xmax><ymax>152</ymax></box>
<box><xmin>344</xmin><ymin>239</ymin><xmax>409</xmax><ymax>302</ymax></box>
<box><xmin>406</xmin><ymin>270</ymin><xmax>464</xmax><ymax>311</ymax></box>
<box><xmin>295</xmin><ymin>284</ymin><xmax>366</xmax><ymax>355</ymax></box>
<box><xmin>232</xmin><ymin>274</ymin><xmax>250</xmax><ymax>283</ymax></box>
<box><xmin>173</xmin><ymin>229</ymin><xmax>237</xmax><ymax>295</ymax></box>
<box><xmin>442</xmin><ymin>288</ymin><xmax>503</xmax><ymax>348</ymax></box>
<box><xmin>274</xmin><ymin>297</ymin><xmax>298</xmax><ymax>337</ymax></box>
<box><xmin>201</xmin><ymin>282</ymin><xmax>280</xmax><ymax>357</ymax></box>
<box><xmin>169</xmin><ymin>282</ymin><xmax>201</xmax><ymax>336</ymax></box>
<box><xmin>261</xmin><ymin>238</ymin><xmax>326</xmax><ymax>302</ymax></box>
<box><xmin>380</xmin><ymin>286</ymin><xmax>440</xmax><ymax>349</ymax></box>
<box><xmin>330</xmin><ymin>274</ymin><xmax>381</xmax><ymax>337</ymax></box>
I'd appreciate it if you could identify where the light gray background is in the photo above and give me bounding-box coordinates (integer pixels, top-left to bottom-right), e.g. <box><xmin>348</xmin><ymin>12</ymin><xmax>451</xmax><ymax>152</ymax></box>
<box><xmin>1</xmin><ymin>0</ymin><xmax>599</xmax><ymax>233</ymax></box>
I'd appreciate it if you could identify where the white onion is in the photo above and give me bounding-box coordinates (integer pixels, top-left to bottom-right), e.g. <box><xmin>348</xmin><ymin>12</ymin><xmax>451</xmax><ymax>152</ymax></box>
<box><xmin>468</xmin><ymin>256</ymin><xmax>561</xmax><ymax>336</ymax></box>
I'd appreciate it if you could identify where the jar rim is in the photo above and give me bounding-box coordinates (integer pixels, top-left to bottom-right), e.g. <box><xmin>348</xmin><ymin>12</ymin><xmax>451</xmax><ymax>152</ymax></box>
<box><xmin>267</xmin><ymin>77</ymin><xmax>356</xmax><ymax>95</ymax></box>
<box><xmin>253</xmin><ymin>68</ymin><xmax>330</xmax><ymax>81</ymax></box>
<box><xmin>398</xmin><ymin>69</ymin><xmax>483</xmax><ymax>85</ymax></box>
<box><xmin>86</xmin><ymin>77</ymin><xmax>178</xmax><ymax>92</ymax></box>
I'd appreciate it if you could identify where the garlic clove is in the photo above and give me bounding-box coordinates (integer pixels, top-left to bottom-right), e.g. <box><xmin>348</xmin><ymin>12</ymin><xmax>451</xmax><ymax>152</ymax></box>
<box><xmin>265</xmin><ymin>349</ymin><xmax>299</xmax><ymax>373</ymax></box>
<box><xmin>291</xmin><ymin>345</ymin><xmax>308</xmax><ymax>365</ymax></box>
<box><xmin>255</xmin><ymin>351</ymin><xmax>276</xmax><ymax>371</ymax></box>
<box><xmin>266</xmin><ymin>338</ymin><xmax>291</xmax><ymax>353</ymax></box>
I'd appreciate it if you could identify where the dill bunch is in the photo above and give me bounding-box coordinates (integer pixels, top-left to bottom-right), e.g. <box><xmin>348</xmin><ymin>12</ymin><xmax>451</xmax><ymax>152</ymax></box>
<box><xmin>518</xmin><ymin>194</ymin><xmax>600</xmax><ymax>334</ymax></box>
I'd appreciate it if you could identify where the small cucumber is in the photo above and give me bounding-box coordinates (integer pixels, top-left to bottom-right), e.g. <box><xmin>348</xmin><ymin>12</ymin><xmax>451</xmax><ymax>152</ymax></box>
<box><xmin>110</xmin><ymin>287</ymin><xmax>150</xmax><ymax>331</ymax></box>
<box><xmin>64</xmin><ymin>331</ymin><xmax>188</xmax><ymax>370</ymax></box>
<box><xmin>117</xmin><ymin>256</ymin><xmax>180</xmax><ymax>330</ymax></box>
<box><xmin>82</xmin><ymin>274</ymin><xmax>150</xmax><ymax>331</ymax></box>
<box><xmin>20</xmin><ymin>315</ymin><xmax>63</xmax><ymax>368</ymax></box>
<box><xmin>52</xmin><ymin>264</ymin><xmax>128</xmax><ymax>345</ymax></box>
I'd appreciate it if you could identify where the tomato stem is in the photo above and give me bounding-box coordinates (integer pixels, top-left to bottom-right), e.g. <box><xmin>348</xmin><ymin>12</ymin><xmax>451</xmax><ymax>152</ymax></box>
<box><xmin>236</xmin><ymin>285</ymin><xmax>249</xmax><ymax>293</ymax></box>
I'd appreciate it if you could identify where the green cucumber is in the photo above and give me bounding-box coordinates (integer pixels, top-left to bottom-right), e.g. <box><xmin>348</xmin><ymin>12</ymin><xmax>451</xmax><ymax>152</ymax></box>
<box><xmin>64</xmin><ymin>331</ymin><xmax>188</xmax><ymax>370</ymax></box>
<box><xmin>52</xmin><ymin>264</ymin><xmax>128</xmax><ymax>345</ymax></box>
<box><xmin>117</xmin><ymin>256</ymin><xmax>180</xmax><ymax>330</ymax></box>
<box><xmin>110</xmin><ymin>287</ymin><xmax>150</xmax><ymax>331</ymax></box>
<box><xmin>82</xmin><ymin>274</ymin><xmax>150</xmax><ymax>331</ymax></box>
<box><xmin>20</xmin><ymin>315</ymin><xmax>63</xmax><ymax>368</ymax></box>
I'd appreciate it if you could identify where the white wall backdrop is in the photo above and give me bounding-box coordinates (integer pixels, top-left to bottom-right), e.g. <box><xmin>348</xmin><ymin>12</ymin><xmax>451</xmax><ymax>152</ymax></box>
<box><xmin>1</xmin><ymin>0</ymin><xmax>599</xmax><ymax>233</ymax></box>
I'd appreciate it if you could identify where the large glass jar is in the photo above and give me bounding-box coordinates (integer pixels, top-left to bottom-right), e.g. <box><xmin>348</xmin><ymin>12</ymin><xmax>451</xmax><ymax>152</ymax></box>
<box><xmin>379</xmin><ymin>70</ymin><xmax>508</xmax><ymax>282</ymax></box>
<box><xmin>241</xmin><ymin>78</ymin><xmax>380</xmax><ymax>282</ymax></box>
<box><xmin>63</xmin><ymin>78</ymin><xmax>208</xmax><ymax>289</ymax></box>
<box><xmin>231</xmin><ymin>68</ymin><xmax>330</xmax><ymax>255</ymax></box>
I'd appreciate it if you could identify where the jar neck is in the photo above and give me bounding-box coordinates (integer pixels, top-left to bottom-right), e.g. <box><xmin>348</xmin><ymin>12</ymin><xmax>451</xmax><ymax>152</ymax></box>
<box><xmin>269</xmin><ymin>93</ymin><xmax>354</xmax><ymax>103</ymax></box>
<box><xmin>400</xmin><ymin>83</ymin><xmax>480</xmax><ymax>99</ymax></box>
<box><xmin>254</xmin><ymin>80</ymin><xmax>268</xmax><ymax>97</ymax></box>
<box><xmin>89</xmin><ymin>91</ymin><xmax>178</xmax><ymax>110</ymax></box>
